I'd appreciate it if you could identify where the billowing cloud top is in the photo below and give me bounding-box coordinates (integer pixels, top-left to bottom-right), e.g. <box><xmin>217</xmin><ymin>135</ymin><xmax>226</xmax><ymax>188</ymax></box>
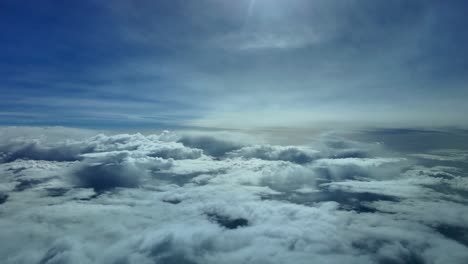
<box><xmin>1</xmin><ymin>1</ymin><xmax>468</xmax><ymax>128</ymax></box>
<box><xmin>1</xmin><ymin>127</ymin><xmax>468</xmax><ymax>263</ymax></box>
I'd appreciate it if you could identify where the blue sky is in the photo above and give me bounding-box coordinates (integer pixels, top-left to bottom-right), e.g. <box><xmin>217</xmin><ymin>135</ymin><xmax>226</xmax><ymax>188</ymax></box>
<box><xmin>1</xmin><ymin>0</ymin><xmax>468</xmax><ymax>129</ymax></box>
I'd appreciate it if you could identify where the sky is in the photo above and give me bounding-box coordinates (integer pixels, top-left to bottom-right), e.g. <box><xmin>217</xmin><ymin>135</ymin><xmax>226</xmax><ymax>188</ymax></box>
<box><xmin>1</xmin><ymin>0</ymin><xmax>468</xmax><ymax>129</ymax></box>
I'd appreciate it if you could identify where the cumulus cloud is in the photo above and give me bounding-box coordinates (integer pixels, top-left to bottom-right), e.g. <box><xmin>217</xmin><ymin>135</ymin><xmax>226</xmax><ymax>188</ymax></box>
<box><xmin>177</xmin><ymin>132</ymin><xmax>249</xmax><ymax>157</ymax></box>
<box><xmin>0</xmin><ymin>127</ymin><xmax>467</xmax><ymax>263</ymax></box>
<box><xmin>227</xmin><ymin>145</ymin><xmax>320</xmax><ymax>164</ymax></box>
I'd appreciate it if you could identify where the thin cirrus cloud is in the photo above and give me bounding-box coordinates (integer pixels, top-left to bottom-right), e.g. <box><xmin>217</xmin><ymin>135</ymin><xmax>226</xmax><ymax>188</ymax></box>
<box><xmin>1</xmin><ymin>0</ymin><xmax>468</xmax><ymax>128</ymax></box>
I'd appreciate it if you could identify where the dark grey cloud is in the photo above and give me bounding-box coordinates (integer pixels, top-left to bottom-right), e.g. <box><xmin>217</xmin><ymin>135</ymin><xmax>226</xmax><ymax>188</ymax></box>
<box><xmin>227</xmin><ymin>145</ymin><xmax>320</xmax><ymax>164</ymax></box>
<box><xmin>70</xmin><ymin>157</ymin><xmax>142</xmax><ymax>191</ymax></box>
<box><xmin>0</xmin><ymin>127</ymin><xmax>467</xmax><ymax>264</ymax></box>
<box><xmin>0</xmin><ymin>192</ymin><xmax>7</xmax><ymax>204</ymax></box>
<box><xmin>178</xmin><ymin>135</ymin><xmax>245</xmax><ymax>157</ymax></box>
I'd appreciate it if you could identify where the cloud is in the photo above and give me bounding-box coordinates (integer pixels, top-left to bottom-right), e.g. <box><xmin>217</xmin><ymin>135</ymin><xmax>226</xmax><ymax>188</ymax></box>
<box><xmin>177</xmin><ymin>131</ymin><xmax>257</xmax><ymax>157</ymax></box>
<box><xmin>69</xmin><ymin>153</ymin><xmax>145</xmax><ymax>191</ymax></box>
<box><xmin>410</xmin><ymin>149</ymin><xmax>468</xmax><ymax>162</ymax></box>
<box><xmin>0</xmin><ymin>127</ymin><xmax>468</xmax><ymax>263</ymax></box>
<box><xmin>227</xmin><ymin>145</ymin><xmax>320</xmax><ymax>164</ymax></box>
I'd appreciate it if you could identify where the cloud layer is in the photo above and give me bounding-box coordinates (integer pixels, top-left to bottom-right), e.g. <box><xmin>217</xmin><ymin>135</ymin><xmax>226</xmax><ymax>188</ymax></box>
<box><xmin>0</xmin><ymin>127</ymin><xmax>468</xmax><ymax>263</ymax></box>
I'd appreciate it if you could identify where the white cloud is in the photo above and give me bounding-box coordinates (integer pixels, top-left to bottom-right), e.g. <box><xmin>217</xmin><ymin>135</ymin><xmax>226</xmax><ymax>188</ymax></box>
<box><xmin>0</xmin><ymin>127</ymin><xmax>467</xmax><ymax>263</ymax></box>
<box><xmin>410</xmin><ymin>149</ymin><xmax>468</xmax><ymax>162</ymax></box>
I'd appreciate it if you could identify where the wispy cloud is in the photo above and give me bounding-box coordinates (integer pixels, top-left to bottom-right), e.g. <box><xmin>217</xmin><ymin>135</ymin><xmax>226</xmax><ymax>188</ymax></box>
<box><xmin>1</xmin><ymin>0</ymin><xmax>468</xmax><ymax>128</ymax></box>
